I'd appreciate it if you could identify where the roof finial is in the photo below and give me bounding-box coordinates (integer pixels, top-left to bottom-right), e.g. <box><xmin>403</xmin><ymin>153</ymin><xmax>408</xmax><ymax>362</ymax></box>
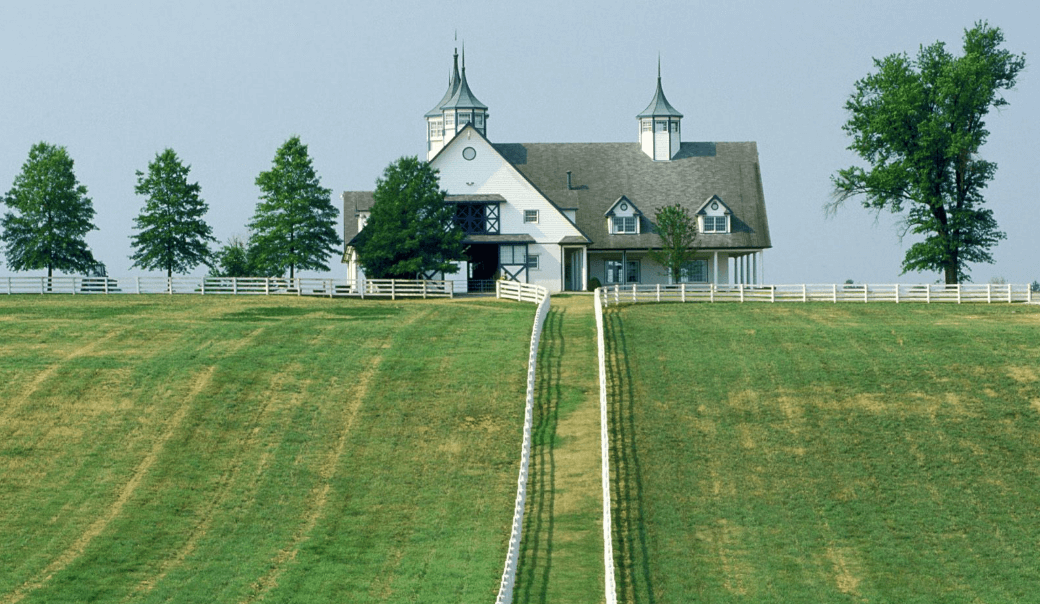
<box><xmin>462</xmin><ymin>41</ymin><xmax>466</xmax><ymax>72</ymax></box>
<box><xmin>658</xmin><ymin>53</ymin><xmax>661</xmax><ymax>80</ymax></box>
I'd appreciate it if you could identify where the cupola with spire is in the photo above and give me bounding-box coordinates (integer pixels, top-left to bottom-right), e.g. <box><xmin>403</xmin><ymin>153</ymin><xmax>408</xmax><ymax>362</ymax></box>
<box><xmin>637</xmin><ymin>58</ymin><xmax>683</xmax><ymax>161</ymax></box>
<box><xmin>425</xmin><ymin>44</ymin><xmax>488</xmax><ymax>160</ymax></box>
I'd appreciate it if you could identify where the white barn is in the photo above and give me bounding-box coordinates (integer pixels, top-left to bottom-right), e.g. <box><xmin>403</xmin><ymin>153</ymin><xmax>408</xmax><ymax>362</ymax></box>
<box><xmin>343</xmin><ymin>49</ymin><xmax>771</xmax><ymax>293</ymax></box>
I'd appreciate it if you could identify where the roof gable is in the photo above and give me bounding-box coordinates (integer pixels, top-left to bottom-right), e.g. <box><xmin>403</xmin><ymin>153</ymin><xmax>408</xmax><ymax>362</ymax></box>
<box><xmin>695</xmin><ymin>194</ymin><xmax>732</xmax><ymax>216</ymax></box>
<box><xmin>604</xmin><ymin>195</ymin><xmax>643</xmax><ymax>217</ymax></box>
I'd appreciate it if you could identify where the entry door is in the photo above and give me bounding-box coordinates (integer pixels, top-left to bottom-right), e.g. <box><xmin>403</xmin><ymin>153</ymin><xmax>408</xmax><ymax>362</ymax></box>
<box><xmin>563</xmin><ymin>248</ymin><xmax>583</xmax><ymax>291</ymax></box>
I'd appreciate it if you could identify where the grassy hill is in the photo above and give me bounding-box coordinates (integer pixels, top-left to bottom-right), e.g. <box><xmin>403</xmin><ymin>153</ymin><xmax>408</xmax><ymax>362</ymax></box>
<box><xmin>0</xmin><ymin>295</ymin><xmax>535</xmax><ymax>604</ymax></box>
<box><xmin>604</xmin><ymin>303</ymin><xmax>1040</xmax><ymax>603</ymax></box>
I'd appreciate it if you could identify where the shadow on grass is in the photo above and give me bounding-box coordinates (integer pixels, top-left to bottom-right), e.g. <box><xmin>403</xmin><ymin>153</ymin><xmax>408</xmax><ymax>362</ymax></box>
<box><xmin>605</xmin><ymin>310</ymin><xmax>656</xmax><ymax>604</ymax></box>
<box><xmin>515</xmin><ymin>307</ymin><xmax>563</xmax><ymax>603</ymax></box>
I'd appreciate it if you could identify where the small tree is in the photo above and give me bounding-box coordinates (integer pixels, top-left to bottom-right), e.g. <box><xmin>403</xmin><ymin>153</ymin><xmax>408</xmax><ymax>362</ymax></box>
<box><xmin>1</xmin><ymin>142</ymin><xmax>99</xmax><ymax>277</ymax></box>
<box><xmin>130</xmin><ymin>149</ymin><xmax>216</xmax><ymax>278</ymax></box>
<box><xmin>249</xmin><ymin>136</ymin><xmax>341</xmax><ymax>279</ymax></box>
<box><xmin>649</xmin><ymin>202</ymin><xmax>698</xmax><ymax>283</ymax></box>
<box><xmin>353</xmin><ymin>156</ymin><xmax>465</xmax><ymax>279</ymax></box>
<box><xmin>830</xmin><ymin>22</ymin><xmax>1025</xmax><ymax>284</ymax></box>
<box><xmin>210</xmin><ymin>236</ymin><xmax>276</xmax><ymax>278</ymax></box>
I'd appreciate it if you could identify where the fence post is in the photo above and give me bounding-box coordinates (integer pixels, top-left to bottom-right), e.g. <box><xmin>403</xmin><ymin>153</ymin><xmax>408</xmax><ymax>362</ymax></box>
<box><xmin>957</xmin><ymin>284</ymin><xmax>961</xmax><ymax>304</ymax></box>
<box><xmin>1008</xmin><ymin>284</ymin><xmax>1013</xmax><ymax>304</ymax></box>
<box><xmin>801</xmin><ymin>284</ymin><xmax>806</xmax><ymax>303</ymax></box>
<box><xmin>392</xmin><ymin>280</ymin><xmax>396</xmax><ymax>301</ymax></box>
<box><xmin>681</xmin><ymin>283</ymin><xmax>686</xmax><ymax>303</ymax></box>
<box><xmin>104</xmin><ymin>277</ymin><xmax>109</xmax><ymax>295</ymax></box>
<box><xmin>265</xmin><ymin>278</ymin><xmax>270</xmax><ymax>296</ymax></box>
<box><xmin>656</xmin><ymin>284</ymin><xmax>660</xmax><ymax>302</ymax></box>
<box><xmin>710</xmin><ymin>283</ymin><xmax>715</xmax><ymax>303</ymax></box>
<box><xmin>201</xmin><ymin>278</ymin><xmax>206</xmax><ymax>296</ymax></box>
<box><xmin>771</xmin><ymin>285</ymin><xmax>775</xmax><ymax>303</ymax></box>
<box><xmin>740</xmin><ymin>283</ymin><xmax>745</xmax><ymax>303</ymax></box>
<box><xmin>895</xmin><ymin>284</ymin><xmax>899</xmax><ymax>304</ymax></box>
<box><xmin>422</xmin><ymin>280</ymin><xmax>427</xmax><ymax>299</ymax></box>
<box><xmin>297</xmin><ymin>278</ymin><xmax>301</xmax><ymax>296</ymax></box>
<box><xmin>41</xmin><ymin>277</ymin><xmax>45</xmax><ymax>295</ymax></box>
<box><xmin>832</xmin><ymin>284</ymin><xmax>837</xmax><ymax>303</ymax></box>
<box><xmin>864</xmin><ymin>285</ymin><xmax>868</xmax><ymax>303</ymax></box>
<box><xmin>987</xmin><ymin>283</ymin><xmax>992</xmax><ymax>304</ymax></box>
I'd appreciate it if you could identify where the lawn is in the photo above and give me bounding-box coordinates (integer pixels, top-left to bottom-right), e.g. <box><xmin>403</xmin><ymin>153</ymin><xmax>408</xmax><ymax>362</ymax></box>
<box><xmin>0</xmin><ymin>295</ymin><xmax>535</xmax><ymax>604</ymax></box>
<box><xmin>604</xmin><ymin>303</ymin><xmax>1040</xmax><ymax>603</ymax></box>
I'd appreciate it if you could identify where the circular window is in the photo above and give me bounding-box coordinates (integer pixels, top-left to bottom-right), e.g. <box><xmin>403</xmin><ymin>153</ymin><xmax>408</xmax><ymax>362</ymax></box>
<box><xmin>711</xmin><ymin>201</ymin><xmax>719</xmax><ymax>210</ymax></box>
<box><xmin>619</xmin><ymin>202</ymin><xmax>628</xmax><ymax>211</ymax></box>
<box><xmin>462</xmin><ymin>147</ymin><xmax>477</xmax><ymax>160</ymax></box>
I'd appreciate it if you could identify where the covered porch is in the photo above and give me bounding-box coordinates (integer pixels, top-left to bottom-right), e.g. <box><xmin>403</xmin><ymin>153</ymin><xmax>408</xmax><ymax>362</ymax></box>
<box><xmin>588</xmin><ymin>249</ymin><xmax>764</xmax><ymax>287</ymax></box>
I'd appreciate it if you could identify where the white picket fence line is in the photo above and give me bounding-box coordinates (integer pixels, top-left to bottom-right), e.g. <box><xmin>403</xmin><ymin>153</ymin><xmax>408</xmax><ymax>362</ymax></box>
<box><xmin>0</xmin><ymin>276</ymin><xmax>453</xmax><ymax>299</ymax></box>
<box><xmin>593</xmin><ymin>288</ymin><xmax>619</xmax><ymax>604</ymax></box>
<box><xmin>495</xmin><ymin>279</ymin><xmax>549</xmax><ymax>304</ymax></box>
<box><xmin>494</xmin><ymin>283</ymin><xmax>550</xmax><ymax>604</ymax></box>
<box><xmin>599</xmin><ymin>282</ymin><xmax>1034</xmax><ymax>307</ymax></box>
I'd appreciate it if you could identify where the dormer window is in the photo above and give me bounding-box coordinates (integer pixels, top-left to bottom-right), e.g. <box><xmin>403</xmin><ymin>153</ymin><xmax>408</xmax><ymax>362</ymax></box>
<box><xmin>703</xmin><ymin>216</ymin><xmax>728</xmax><ymax>233</ymax></box>
<box><xmin>613</xmin><ymin>216</ymin><xmax>637</xmax><ymax>234</ymax></box>
<box><xmin>696</xmin><ymin>195</ymin><xmax>733</xmax><ymax>234</ymax></box>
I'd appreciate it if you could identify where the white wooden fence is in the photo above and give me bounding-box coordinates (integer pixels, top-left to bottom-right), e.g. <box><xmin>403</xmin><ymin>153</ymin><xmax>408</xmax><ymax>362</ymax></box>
<box><xmin>599</xmin><ymin>282</ymin><xmax>1034</xmax><ymax>307</ymax></box>
<box><xmin>494</xmin><ymin>283</ymin><xmax>550</xmax><ymax>604</ymax></box>
<box><xmin>593</xmin><ymin>288</ymin><xmax>619</xmax><ymax>604</ymax></box>
<box><xmin>0</xmin><ymin>276</ymin><xmax>453</xmax><ymax>299</ymax></box>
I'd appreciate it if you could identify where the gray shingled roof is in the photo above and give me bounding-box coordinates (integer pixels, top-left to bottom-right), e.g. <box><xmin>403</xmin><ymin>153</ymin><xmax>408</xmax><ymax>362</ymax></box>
<box><xmin>636</xmin><ymin>76</ymin><xmax>683</xmax><ymax>119</ymax></box>
<box><xmin>441</xmin><ymin>66</ymin><xmax>487</xmax><ymax>111</ymax></box>
<box><xmin>492</xmin><ymin>142</ymin><xmax>771</xmax><ymax>251</ymax></box>
<box><xmin>425</xmin><ymin>51</ymin><xmax>462</xmax><ymax>118</ymax></box>
<box><xmin>341</xmin><ymin>191</ymin><xmax>374</xmax><ymax>246</ymax></box>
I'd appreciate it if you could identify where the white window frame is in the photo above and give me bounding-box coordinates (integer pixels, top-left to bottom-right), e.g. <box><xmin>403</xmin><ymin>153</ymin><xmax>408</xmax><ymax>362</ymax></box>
<box><xmin>678</xmin><ymin>259</ymin><xmax>708</xmax><ymax>283</ymax></box>
<box><xmin>703</xmin><ymin>215</ymin><xmax>728</xmax><ymax>233</ymax></box>
<box><xmin>524</xmin><ymin>209</ymin><xmax>539</xmax><ymax>224</ymax></box>
<box><xmin>613</xmin><ymin>215</ymin><xmax>637</xmax><ymax>234</ymax></box>
<box><xmin>499</xmin><ymin>244</ymin><xmax>527</xmax><ymax>265</ymax></box>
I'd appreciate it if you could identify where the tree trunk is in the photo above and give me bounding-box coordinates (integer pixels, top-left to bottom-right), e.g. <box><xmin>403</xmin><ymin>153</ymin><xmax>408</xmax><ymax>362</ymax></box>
<box><xmin>945</xmin><ymin>263</ymin><xmax>958</xmax><ymax>285</ymax></box>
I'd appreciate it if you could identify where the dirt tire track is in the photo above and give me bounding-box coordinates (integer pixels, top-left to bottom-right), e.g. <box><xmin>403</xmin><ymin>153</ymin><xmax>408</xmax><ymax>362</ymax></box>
<box><xmin>1</xmin><ymin>365</ymin><xmax>216</xmax><ymax>604</ymax></box>
<box><xmin>239</xmin><ymin>309</ymin><xmax>425</xmax><ymax>603</ymax></box>
<box><xmin>2</xmin><ymin>327</ymin><xmax>266</xmax><ymax>604</ymax></box>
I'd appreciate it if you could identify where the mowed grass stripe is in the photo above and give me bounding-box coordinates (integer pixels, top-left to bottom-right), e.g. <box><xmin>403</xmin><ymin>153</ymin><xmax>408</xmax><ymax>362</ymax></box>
<box><xmin>606</xmin><ymin>303</ymin><xmax>1040</xmax><ymax>603</ymax></box>
<box><xmin>0</xmin><ymin>296</ymin><xmax>534</xmax><ymax>603</ymax></box>
<box><xmin>515</xmin><ymin>296</ymin><xmax>605</xmax><ymax>604</ymax></box>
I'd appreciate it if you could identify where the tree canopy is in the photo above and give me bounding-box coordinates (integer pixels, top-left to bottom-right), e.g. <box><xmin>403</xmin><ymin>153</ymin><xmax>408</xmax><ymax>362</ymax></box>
<box><xmin>830</xmin><ymin>22</ymin><xmax>1025</xmax><ymax>284</ymax></box>
<box><xmin>130</xmin><ymin>148</ymin><xmax>216</xmax><ymax>277</ymax></box>
<box><xmin>249</xmin><ymin>136</ymin><xmax>341</xmax><ymax>279</ymax></box>
<box><xmin>649</xmin><ymin>202</ymin><xmax>698</xmax><ymax>283</ymax></box>
<box><xmin>1</xmin><ymin>142</ymin><xmax>99</xmax><ymax>277</ymax></box>
<box><xmin>353</xmin><ymin>156</ymin><xmax>465</xmax><ymax>279</ymax></box>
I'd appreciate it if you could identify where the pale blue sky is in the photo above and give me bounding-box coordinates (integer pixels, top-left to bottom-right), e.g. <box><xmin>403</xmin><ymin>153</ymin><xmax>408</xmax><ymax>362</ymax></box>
<box><xmin>1</xmin><ymin>0</ymin><xmax>1037</xmax><ymax>284</ymax></box>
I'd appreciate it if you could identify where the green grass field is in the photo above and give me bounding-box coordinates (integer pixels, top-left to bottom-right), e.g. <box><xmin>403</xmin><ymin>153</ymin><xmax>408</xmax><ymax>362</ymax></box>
<box><xmin>0</xmin><ymin>295</ymin><xmax>536</xmax><ymax>604</ymax></box>
<box><xmin>604</xmin><ymin>303</ymin><xmax>1040</xmax><ymax>603</ymax></box>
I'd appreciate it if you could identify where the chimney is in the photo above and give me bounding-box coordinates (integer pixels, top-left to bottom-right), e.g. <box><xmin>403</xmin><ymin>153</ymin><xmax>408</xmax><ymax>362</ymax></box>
<box><xmin>566</xmin><ymin>171</ymin><xmax>573</xmax><ymax>190</ymax></box>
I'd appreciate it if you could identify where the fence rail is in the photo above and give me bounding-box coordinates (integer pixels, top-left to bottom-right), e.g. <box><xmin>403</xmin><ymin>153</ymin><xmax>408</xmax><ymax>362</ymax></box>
<box><xmin>495</xmin><ymin>279</ymin><xmax>549</xmax><ymax>304</ymax></box>
<box><xmin>0</xmin><ymin>276</ymin><xmax>454</xmax><ymax>299</ymax></box>
<box><xmin>494</xmin><ymin>283</ymin><xmax>549</xmax><ymax>604</ymax></box>
<box><xmin>598</xmin><ymin>282</ymin><xmax>1034</xmax><ymax>307</ymax></box>
<box><xmin>593</xmin><ymin>288</ymin><xmax>619</xmax><ymax>604</ymax></box>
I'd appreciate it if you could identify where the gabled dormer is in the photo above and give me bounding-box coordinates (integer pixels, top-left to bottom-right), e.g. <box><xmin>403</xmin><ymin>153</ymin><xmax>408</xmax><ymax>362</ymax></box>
<box><xmin>637</xmin><ymin>59</ymin><xmax>683</xmax><ymax>161</ymax></box>
<box><xmin>695</xmin><ymin>195</ymin><xmax>732</xmax><ymax>234</ymax></box>
<box><xmin>605</xmin><ymin>195</ymin><xmax>643</xmax><ymax>234</ymax></box>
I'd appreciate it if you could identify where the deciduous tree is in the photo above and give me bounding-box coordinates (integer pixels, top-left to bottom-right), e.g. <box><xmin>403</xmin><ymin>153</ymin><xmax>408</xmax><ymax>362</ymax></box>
<box><xmin>1</xmin><ymin>142</ymin><xmax>99</xmax><ymax>277</ymax></box>
<box><xmin>830</xmin><ymin>22</ymin><xmax>1025</xmax><ymax>283</ymax></box>
<box><xmin>649</xmin><ymin>202</ymin><xmax>698</xmax><ymax>283</ymax></box>
<box><xmin>352</xmin><ymin>156</ymin><xmax>464</xmax><ymax>279</ymax></box>
<box><xmin>130</xmin><ymin>148</ymin><xmax>215</xmax><ymax>278</ymax></box>
<box><xmin>249</xmin><ymin>136</ymin><xmax>341</xmax><ymax>279</ymax></box>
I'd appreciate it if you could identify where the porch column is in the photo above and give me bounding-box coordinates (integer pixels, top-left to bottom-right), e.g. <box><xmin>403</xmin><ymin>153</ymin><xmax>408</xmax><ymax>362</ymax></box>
<box><xmin>582</xmin><ymin>248</ymin><xmax>588</xmax><ymax>291</ymax></box>
<box><xmin>622</xmin><ymin>250</ymin><xmax>627</xmax><ymax>285</ymax></box>
<box><xmin>712</xmin><ymin>251</ymin><xmax>719</xmax><ymax>286</ymax></box>
<box><xmin>751</xmin><ymin>253</ymin><xmax>757</xmax><ymax>285</ymax></box>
